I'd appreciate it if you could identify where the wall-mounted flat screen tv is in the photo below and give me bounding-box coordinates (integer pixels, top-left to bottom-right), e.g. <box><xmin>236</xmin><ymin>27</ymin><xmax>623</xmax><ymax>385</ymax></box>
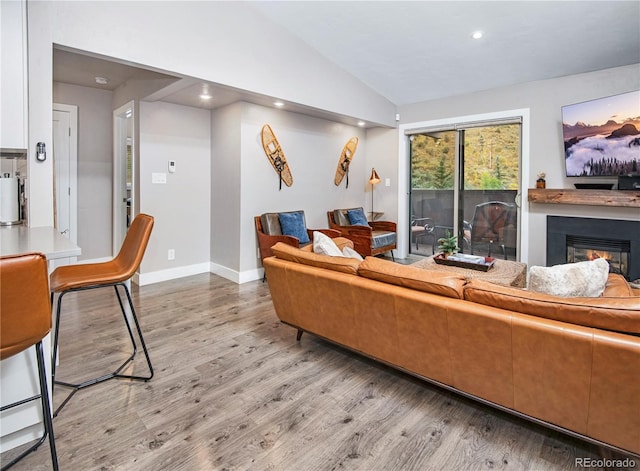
<box><xmin>562</xmin><ymin>90</ymin><xmax>640</xmax><ymax>177</ymax></box>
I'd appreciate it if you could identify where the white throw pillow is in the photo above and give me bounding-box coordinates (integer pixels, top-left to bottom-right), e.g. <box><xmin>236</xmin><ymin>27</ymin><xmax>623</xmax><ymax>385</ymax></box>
<box><xmin>528</xmin><ymin>257</ymin><xmax>610</xmax><ymax>297</ymax></box>
<box><xmin>342</xmin><ymin>246</ymin><xmax>364</xmax><ymax>261</ymax></box>
<box><xmin>313</xmin><ymin>231</ymin><xmax>344</xmax><ymax>257</ymax></box>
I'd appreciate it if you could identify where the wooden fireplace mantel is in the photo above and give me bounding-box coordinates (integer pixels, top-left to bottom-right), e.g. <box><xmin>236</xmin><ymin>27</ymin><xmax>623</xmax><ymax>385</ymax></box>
<box><xmin>528</xmin><ymin>189</ymin><xmax>640</xmax><ymax>208</ymax></box>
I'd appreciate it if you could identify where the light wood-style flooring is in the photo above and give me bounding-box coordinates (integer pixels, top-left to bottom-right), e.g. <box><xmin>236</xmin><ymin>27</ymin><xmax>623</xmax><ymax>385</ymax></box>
<box><xmin>2</xmin><ymin>272</ymin><xmax>637</xmax><ymax>470</ymax></box>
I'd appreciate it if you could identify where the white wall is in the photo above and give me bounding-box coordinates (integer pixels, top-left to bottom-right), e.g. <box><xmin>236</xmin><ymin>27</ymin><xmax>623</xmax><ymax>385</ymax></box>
<box><xmin>364</xmin><ymin>127</ymin><xmax>400</xmax><ymax>223</ymax></box>
<box><xmin>53</xmin><ymin>82</ymin><xmax>113</xmax><ymax>260</ymax></box>
<box><xmin>37</xmin><ymin>1</ymin><xmax>395</xmax><ymax>126</ymax></box>
<box><xmin>26</xmin><ymin>0</ymin><xmax>54</xmax><ymax>226</ymax></box>
<box><xmin>210</xmin><ymin>102</ymin><xmax>243</xmax><ymax>279</ymax></box>
<box><xmin>210</xmin><ymin>102</ymin><xmax>368</xmax><ymax>282</ymax></box>
<box><xmin>395</xmin><ymin>64</ymin><xmax>640</xmax><ymax>269</ymax></box>
<box><xmin>26</xmin><ymin>0</ymin><xmax>395</xmax><ymax>270</ymax></box>
<box><xmin>138</xmin><ymin>101</ymin><xmax>211</xmax><ymax>284</ymax></box>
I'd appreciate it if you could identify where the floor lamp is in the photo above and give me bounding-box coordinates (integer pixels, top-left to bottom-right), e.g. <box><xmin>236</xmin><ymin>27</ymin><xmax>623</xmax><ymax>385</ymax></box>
<box><xmin>369</xmin><ymin>168</ymin><xmax>380</xmax><ymax>220</ymax></box>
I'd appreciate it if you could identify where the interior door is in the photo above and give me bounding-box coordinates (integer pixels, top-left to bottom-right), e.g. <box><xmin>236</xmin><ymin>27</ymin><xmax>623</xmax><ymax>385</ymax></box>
<box><xmin>52</xmin><ymin>104</ymin><xmax>78</xmax><ymax>267</ymax></box>
<box><xmin>113</xmin><ymin>101</ymin><xmax>135</xmax><ymax>255</ymax></box>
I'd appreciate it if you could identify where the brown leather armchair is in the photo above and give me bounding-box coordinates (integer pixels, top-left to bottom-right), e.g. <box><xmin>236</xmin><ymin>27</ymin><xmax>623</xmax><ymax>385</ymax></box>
<box><xmin>255</xmin><ymin>210</ymin><xmax>340</xmax><ymax>271</ymax></box>
<box><xmin>327</xmin><ymin>207</ymin><xmax>396</xmax><ymax>259</ymax></box>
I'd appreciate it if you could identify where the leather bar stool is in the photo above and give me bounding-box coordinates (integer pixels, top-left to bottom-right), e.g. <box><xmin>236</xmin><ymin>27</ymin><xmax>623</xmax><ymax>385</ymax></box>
<box><xmin>0</xmin><ymin>252</ymin><xmax>58</xmax><ymax>471</ymax></box>
<box><xmin>50</xmin><ymin>213</ymin><xmax>154</xmax><ymax>416</ymax></box>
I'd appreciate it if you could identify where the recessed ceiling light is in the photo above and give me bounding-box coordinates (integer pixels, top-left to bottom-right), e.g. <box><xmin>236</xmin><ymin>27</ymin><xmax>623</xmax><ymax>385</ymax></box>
<box><xmin>200</xmin><ymin>85</ymin><xmax>212</xmax><ymax>100</ymax></box>
<box><xmin>357</xmin><ymin>121</ymin><xmax>366</xmax><ymax>127</ymax></box>
<box><xmin>274</xmin><ymin>101</ymin><xmax>284</xmax><ymax>108</ymax></box>
<box><xmin>95</xmin><ymin>76</ymin><xmax>109</xmax><ymax>85</ymax></box>
<box><xmin>472</xmin><ymin>30</ymin><xmax>484</xmax><ymax>39</ymax></box>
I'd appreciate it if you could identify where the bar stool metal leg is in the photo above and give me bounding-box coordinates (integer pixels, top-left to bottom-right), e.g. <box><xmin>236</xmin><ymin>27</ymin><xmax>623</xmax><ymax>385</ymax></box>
<box><xmin>1</xmin><ymin>341</ymin><xmax>59</xmax><ymax>471</ymax></box>
<box><xmin>51</xmin><ymin>282</ymin><xmax>153</xmax><ymax>417</ymax></box>
<box><xmin>49</xmin><ymin>213</ymin><xmax>155</xmax><ymax>417</ymax></box>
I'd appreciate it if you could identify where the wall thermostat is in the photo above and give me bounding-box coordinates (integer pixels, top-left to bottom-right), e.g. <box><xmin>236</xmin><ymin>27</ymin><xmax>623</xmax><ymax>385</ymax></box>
<box><xmin>168</xmin><ymin>160</ymin><xmax>176</xmax><ymax>173</ymax></box>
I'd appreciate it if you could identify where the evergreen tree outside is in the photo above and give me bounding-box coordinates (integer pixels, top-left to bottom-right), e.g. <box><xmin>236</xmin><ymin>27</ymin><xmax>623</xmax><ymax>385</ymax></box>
<box><xmin>411</xmin><ymin>125</ymin><xmax>519</xmax><ymax>190</ymax></box>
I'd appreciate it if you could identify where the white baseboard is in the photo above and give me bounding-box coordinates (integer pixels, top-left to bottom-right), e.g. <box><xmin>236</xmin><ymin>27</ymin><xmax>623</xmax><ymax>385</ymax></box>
<box><xmin>81</xmin><ymin>259</ymin><xmax>262</xmax><ymax>286</ymax></box>
<box><xmin>209</xmin><ymin>262</ymin><xmax>263</xmax><ymax>284</ymax></box>
<box><xmin>136</xmin><ymin>263</ymin><xmax>210</xmax><ymax>286</ymax></box>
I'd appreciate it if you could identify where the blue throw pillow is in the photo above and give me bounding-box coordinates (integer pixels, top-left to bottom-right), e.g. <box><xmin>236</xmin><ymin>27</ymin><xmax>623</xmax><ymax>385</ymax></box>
<box><xmin>279</xmin><ymin>212</ymin><xmax>310</xmax><ymax>244</ymax></box>
<box><xmin>347</xmin><ymin>208</ymin><xmax>369</xmax><ymax>226</ymax></box>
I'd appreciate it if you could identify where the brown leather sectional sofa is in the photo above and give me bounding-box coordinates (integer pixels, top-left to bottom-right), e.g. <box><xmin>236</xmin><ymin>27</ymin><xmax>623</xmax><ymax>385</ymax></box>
<box><xmin>263</xmin><ymin>239</ymin><xmax>640</xmax><ymax>457</ymax></box>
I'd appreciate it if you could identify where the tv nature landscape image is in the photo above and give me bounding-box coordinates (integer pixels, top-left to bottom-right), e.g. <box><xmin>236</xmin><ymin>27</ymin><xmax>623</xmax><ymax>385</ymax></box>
<box><xmin>563</xmin><ymin>90</ymin><xmax>640</xmax><ymax>177</ymax></box>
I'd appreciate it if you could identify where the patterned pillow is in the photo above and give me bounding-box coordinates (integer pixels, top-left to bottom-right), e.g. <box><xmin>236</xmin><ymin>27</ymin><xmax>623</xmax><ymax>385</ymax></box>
<box><xmin>347</xmin><ymin>208</ymin><xmax>369</xmax><ymax>226</ymax></box>
<box><xmin>528</xmin><ymin>257</ymin><xmax>610</xmax><ymax>297</ymax></box>
<box><xmin>278</xmin><ymin>212</ymin><xmax>310</xmax><ymax>244</ymax></box>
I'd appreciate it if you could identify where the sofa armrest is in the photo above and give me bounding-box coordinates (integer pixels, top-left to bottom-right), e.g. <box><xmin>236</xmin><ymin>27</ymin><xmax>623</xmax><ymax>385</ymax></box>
<box><xmin>370</xmin><ymin>220</ymin><xmax>397</xmax><ymax>232</ymax></box>
<box><xmin>603</xmin><ymin>273</ymin><xmax>636</xmax><ymax>297</ymax></box>
<box><xmin>256</xmin><ymin>231</ymin><xmax>300</xmax><ymax>262</ymax></box>
<box><xmin>307</xmin><ymin>228</ymin><xmax>341</xmax><ymax>239</ymax></box>
<box><xmin>339</xmin><ymin>225</ymin><xmax>373</xmax><ymax>236</ymax></box>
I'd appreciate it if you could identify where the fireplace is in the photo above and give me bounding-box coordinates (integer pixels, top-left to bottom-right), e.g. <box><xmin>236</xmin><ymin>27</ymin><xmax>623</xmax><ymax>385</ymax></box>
<box><xmin>566</xmin><ymin>235</ymin><xmax>630</xmax><ymax>278</ymax></box>
<box><xmin>547</xmin><ymin>216</ymin><xmax>640</xmax><ymax>282</ymax></box>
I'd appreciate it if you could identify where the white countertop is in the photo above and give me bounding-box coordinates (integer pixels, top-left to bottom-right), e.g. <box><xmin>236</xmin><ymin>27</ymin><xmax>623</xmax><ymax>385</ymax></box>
<box><xmin>0</xmin><ymin>225</ymin><xmax>81</xmax><ymax>259</ymax></box>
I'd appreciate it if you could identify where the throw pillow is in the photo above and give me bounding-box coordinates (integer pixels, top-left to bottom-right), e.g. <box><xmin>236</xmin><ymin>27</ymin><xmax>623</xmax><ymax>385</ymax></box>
<box><xmin>342</xmin><ymin>246</ymin><xmax>364</xmax><ymax>261</ymax></box>
<box><xmin>347</xmin><ymin>208</ymin><xmax>369</xmax><ymax>226</ymax></box>
<box><xmin>528</xmin><ymin>257</ymin><xmax>610</xmax><ymax>297</ymax></box>
<box><xmin>313</xmin><ymin>231</ymin><xmax>344</xmax><ymax>257</ymax></box>
<box><xmin>279</xmin><ymin>212</ymin><xmax>310</xmax><ymax>244</ymax></box>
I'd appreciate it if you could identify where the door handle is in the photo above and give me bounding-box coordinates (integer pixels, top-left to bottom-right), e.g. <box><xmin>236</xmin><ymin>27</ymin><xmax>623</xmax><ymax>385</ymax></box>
<box><xmin>60</xmin><ymin>229</ymin><xmax>69</xmax><ymax>235</ymax></box>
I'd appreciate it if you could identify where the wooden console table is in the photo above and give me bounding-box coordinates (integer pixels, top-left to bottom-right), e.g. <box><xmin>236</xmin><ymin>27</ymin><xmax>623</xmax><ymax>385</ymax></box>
<box><xmin>528</xmin><ymin>188</ymin><xmax>640</xmax><ymax>208</ymax></box>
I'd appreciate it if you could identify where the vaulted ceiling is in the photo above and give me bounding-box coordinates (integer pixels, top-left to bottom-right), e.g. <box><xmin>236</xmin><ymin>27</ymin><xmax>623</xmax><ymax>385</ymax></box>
<box><xmin>53</xmin><ymin>1</ymin><xmax>640</xmax><ymax>119</ymax></box>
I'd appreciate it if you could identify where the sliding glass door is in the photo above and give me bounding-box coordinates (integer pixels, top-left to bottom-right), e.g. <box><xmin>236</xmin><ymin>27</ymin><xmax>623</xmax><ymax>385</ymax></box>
<box><xmin>410</xmin><ymin>121</ymin><xmax>521</xmax><ymax>260</ymax></box>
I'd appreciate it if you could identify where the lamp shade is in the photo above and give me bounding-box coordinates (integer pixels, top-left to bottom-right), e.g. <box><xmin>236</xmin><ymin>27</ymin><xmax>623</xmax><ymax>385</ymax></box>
<box><xmin>368</xmin><ymin>168</ymin><xmax>381</xmax><ymax>185</ymax></box>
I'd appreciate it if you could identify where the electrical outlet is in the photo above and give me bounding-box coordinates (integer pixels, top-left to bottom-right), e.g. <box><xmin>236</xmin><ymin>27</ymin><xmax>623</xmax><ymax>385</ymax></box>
<box><xmin>168</xmin><ymin>249</ymin><xmax>175</xmax><ymax>260</ymax></box>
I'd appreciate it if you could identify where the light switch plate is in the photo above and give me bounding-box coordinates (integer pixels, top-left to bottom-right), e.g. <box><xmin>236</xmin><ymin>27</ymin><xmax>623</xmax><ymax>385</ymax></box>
<box><xmin>152</xmin><ymin>172</ymin><xmax>167</xmax><ymax>184</ymax></box>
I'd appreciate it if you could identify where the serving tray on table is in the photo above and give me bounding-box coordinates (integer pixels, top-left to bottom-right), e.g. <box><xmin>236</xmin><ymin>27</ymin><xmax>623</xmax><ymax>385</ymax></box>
<box><xmin>433</xmin><ymin>253</ymin><xmax>495</xmax><ymax>271</ymax></box>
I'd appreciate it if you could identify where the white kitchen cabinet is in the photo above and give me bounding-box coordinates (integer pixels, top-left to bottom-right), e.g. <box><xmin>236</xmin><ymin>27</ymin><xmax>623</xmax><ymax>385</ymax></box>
<box><xmin>1</xmin><ymin>0</ymin><xmax>28</xmax><ymax>149</ymax></box>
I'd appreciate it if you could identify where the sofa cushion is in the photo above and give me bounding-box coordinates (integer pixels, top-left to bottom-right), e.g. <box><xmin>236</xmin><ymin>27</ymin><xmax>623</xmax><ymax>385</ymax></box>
<box><xmin>372</xmin><ymin>231</ymin><xmax>396</xmax><ymax>249</ymax></box>
<box><xmin>347</xmin><ymin>208</ymin><xmax>369</xmax><ymax>226</ymax></box>
<box><xmin>260</xmin><ymin>213</ymin><xmax>282</xmax><ymax>236</ymax></box>
<box><xmin>528</xmin><ymin>258</ymin><xmax>610</xmax><ymax>297</ymax></box>
<box><xmin>313</xmin><ymin>231</ymin><xmax>343</xmax><ymax>257</ymax></box>
<box><xmin>271</xmin><ymin>242</ymin><xmax>361</xmax><ymax>275</ymax></box>
<box><xmin>464</xmin><ymin>277</ymin><xmax>640</xmax><ymax>335</ymax></box>
<box><xmin>279</xmin><ymin>211</ymin><xmax>310</xmax><ymax>244</ymax></box>
<box><xmin>358</xmin><ymin>256</ymin><xmax>466</xmax><ymax>299</ymax></box>
<box><xmin>334</xmin><ymin>208</ymin><xmax>355</xmax><ymax>226</ymax></box>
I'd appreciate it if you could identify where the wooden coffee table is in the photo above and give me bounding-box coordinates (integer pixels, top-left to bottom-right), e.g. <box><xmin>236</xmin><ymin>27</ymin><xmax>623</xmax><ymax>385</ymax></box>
<box><xmin>411</xmin><ymin>255</ymin><xmax>527</xmax><ymax>288</ymax></box>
